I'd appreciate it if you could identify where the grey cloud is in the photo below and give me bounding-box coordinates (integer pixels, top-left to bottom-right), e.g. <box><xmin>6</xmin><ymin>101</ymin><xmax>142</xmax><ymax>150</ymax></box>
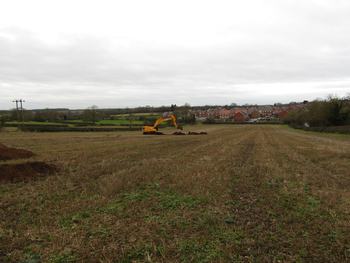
<box><xmin>1</xmin><ymin>1</ymin><xmax>350</xmax><ymax>109</ymax></box>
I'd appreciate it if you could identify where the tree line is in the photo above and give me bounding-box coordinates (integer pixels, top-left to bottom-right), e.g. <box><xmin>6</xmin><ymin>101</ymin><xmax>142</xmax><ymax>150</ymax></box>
<box><xmin>285</xmin><ymin>96</ymin><xmax>350</xmax><ymax>127</ymax></box>
<box><xmin>0</xmin><ymin>103</ymin><xmax>196</xmax><ymax>125</ymax></box>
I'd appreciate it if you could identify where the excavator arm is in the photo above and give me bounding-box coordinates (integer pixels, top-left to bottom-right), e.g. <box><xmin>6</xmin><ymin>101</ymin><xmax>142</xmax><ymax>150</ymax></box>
<box><xmin>153</xmin><ymin>115</ymin><xmax>181</xmax><ymax>129</ymax></box>
<box><xmin>143</xmin><ymin>114</ymin><xmax>182</xmax><ymax>135</ymax></box>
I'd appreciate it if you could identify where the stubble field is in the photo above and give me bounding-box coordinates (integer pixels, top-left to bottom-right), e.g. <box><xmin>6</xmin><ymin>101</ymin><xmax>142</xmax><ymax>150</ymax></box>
<box><xmin>0</xmin><ymin>125</ymin><xmax>349</xmax><ymax>262</ymax></box>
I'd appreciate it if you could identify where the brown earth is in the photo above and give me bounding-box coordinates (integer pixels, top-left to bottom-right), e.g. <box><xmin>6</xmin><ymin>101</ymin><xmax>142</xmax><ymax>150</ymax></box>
<box><xmin>0</xmin><ymin>161</ymin><xmax>57</xmax><ymax>183</ymax></box>
<box><xmin>0</xmin><ymin>143</ymin><xmax>34</xmax><ymax>161</ymax></box>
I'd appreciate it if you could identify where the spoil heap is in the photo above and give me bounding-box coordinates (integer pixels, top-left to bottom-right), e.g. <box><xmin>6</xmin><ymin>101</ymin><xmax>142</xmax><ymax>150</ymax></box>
<box><xmin>0</xmin><ymin>143</ymin><xmax>57</xmax><ymax>183</ymax></box>
<box><xmin>0</xmin><ymin>161</ymin><xmax>57</xmax><ymax>183</ymax></box>
<box><xmin>0</xmin><ymin>143</ymin><xmax>34</xmax><ymax>161</ymax></box>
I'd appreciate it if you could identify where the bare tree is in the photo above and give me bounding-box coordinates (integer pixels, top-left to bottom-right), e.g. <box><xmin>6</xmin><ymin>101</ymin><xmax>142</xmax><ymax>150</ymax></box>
<box><xmin>83</xmin><ymin>105</ymin><xmax>99</xmax><ymax>124</ymax></box>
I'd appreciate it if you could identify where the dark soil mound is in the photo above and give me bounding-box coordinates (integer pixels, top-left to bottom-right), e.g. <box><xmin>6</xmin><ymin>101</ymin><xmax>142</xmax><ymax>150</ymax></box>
<box><xmin>173</xmin><ymin>131</ymin><xmax>186</xmax><ymax>135</ymax></box>
<box><xmin>0</xmin><ymin>143</ymin><xmax>34</xmax><ymax>161</ymax></box>
<box><xmin>188</xmin><ymin>131</ymin><xmax>208</xmax><ymax>135</ymax></box>
<box><xmin>0</xmin><ymin>161</ymin><xmax>57</xmax><ymax>183</ymax></box>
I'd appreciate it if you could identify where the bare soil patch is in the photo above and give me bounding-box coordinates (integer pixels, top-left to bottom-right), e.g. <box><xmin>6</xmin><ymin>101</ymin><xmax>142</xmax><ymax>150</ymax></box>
<box><xmin>0</xmin><ymin>161</ymin><xmax>57</xmax><ymax>183</ymax></box>
<box><xmin>0</xmin><ymin>143</ymin><xmax>34</xmax><ymax>161</ymax></box>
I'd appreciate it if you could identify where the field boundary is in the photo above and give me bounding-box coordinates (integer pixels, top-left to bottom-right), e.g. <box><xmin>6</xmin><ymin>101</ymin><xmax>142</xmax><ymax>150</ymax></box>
<box><xmin>19</xmin><ymin>126</ymin><xmax>141</xmax><ymax>132</ymax></box>
<box><xmin>290</xmin><ymin>124</ymin><xmax>350</xmax><ymax>134</ymax></box>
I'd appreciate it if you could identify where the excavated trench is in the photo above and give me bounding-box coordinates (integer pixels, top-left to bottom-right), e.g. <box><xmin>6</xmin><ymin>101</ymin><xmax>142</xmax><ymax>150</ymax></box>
<box><xmin>0</xmin><ymin>143</ymin><xmax>57</xmax><ymax>183</ymax></box>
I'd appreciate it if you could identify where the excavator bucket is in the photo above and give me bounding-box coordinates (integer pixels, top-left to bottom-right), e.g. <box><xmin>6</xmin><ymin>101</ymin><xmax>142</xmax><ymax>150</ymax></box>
<box><xmin>173</xmin><ymin>131</ymin><xmax>186</xmax><ymax>135</ymax></box>
<box><xmin>143</xmin><ymin>131</ymin><xmax>164</xmax><ymax>135</ymax></box>
<box><xmin>188</xmin><ymin>131</ymin><xmax>208</xmax><ymax>135</ymax></box>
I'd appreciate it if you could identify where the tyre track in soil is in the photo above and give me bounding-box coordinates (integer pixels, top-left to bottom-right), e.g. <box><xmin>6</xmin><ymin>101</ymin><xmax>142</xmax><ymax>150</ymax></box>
<box><xmin>64</xmin><ymin>127</ymin><xmax>233</xmax><ymax>189</ymax></box>
<box><xmin>95</xmin><ymin>126</ymin><xmax>256</xmax><ymax>193</ymax></box>
<box><xmin>281</xmin><ymin>131</ymin><xmax>350</xmax><ymax>186</ymax></box>
<box><xmin>156</xmin><ymin>128</ymin><xmax>257</xmax><ymax>203</ymax></box>
<box><xmin>264</xmin><ymin>127</ymin><xmax>337</xmax><ymax>187</ymax></box>
<box><xmin>262</xmin><ymin>127</ymin><xmax>350</xmax><ymax>261</ymax></box>
<box><xmin>224</xmin><ymin>126</ymin><xmax>350</xmax><ymax>262</ymax></box>
<box><xmin>268</xmin><ymin>127</ymin><xmax>350</xmax><ymax>256</ymax></box>
<box><xmin>82</xmin><ymin>128</ymin><xmax>260</xmax><ymax>262</ymax></box>
<box><xmin>57</xmin><ymin>127</ymin><xmax>259</xmax><ymax>263</ymax></box>
<box><xmin>279</xmin><ymin>128</ymin><xmax>350</xmax><ymax>150</ymax></box>
<box><xmin>266</xmin><ymin>127</ymin><xmax>350</xmax><ymax>213</ymax></box>
<box><xmin>225</xmin><ymin>128</ymin><xmax>291</xmax><ymax>261</ymax></box>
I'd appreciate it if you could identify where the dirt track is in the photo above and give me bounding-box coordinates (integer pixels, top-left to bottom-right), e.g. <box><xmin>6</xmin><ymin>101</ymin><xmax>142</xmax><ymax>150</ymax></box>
<box><xmin>0</xmin><ymin>125</ymin><xmax>349</xmax><ymax>262</ymax></box>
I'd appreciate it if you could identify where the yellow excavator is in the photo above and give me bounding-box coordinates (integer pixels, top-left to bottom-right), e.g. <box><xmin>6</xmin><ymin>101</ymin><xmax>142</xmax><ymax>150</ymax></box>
<box><xmin>143</xmin><ymin>113</ymin><xmax>183</xmax><ymax>135</ymax></box>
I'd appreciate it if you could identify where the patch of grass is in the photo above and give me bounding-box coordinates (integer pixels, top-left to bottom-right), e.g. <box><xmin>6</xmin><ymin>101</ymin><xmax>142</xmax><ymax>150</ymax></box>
<box><xmin>59</xmin><ymin>211</ymin><xmax>91</xmax><ymax>229</ymax></box>
<box><xmin>195</xmin><ymin>211</ymin><xmax>221</xmax><ymax>230</ymax></box>
<box><xmin>87</xmin><ymin>226</ymin><xmax>111</xmax><ymax>239</ymax></box>
<box><xmin>97</xmin><ymin>119</ymin><xmax>144</xmax><ymax>125</ymax></box>
<box><xmin>98</xmin><ymin>200</ymin><xmax>125</xmax><ymax>214</ymax></box>
<box><xmin>119</xmin><ymin>244</ymin><xmax>154</xmax><ymax>263</ymax></box>
<box><xmin>100</xmin><ymin>187</ymin><xmax>204</xmax><ymax>215</ymax></box>
<box><xmin>6</xmin><ymin>121</ymin><xmax>64</xmax><ymax>126</ymax></box>
<box><xmin>294</xmin><ymin>195</ymin><xmax>321</xmax><ymax>220</ymax></box>
<box><xmin>0</xmin><ymin>185</ymin><xmax>10</xmax><ymax>196</ymax></box>
<box><xmin>49</xmin><ymin>250</ymin><xmax>76</xmax><ymax>263</ymax></box>
<box><xmin>156</xmin><ymin>191</ymin><xmax>205</xmax><ymax>210</ymax></box>
<box><xmin>178</xmin><ymin>239</ymin><xmax>223</xmax><ymax>263</ymax></box>
<box><xmin>144</xmin><ymin>215</ymin><xmax>162</xmax><ymax>223</ymax></box>
<box><xmin>23</xmin><ymin>251</ymin><xmax>41</xmax><ymax>263</ymax></box>
<box><xmin>111</xmin><ymin>113</ymin><xmax>160</xmax><ymax>117</ymax></box>
<box><xmin>215</xmin><ymin>228</ymin><xmax>245</xmax><ymax>245</ymax></box>
<box><xmin>122</xmin><ymin>189</ymin><xmax>150</xmax><ymax>201</ymax></box>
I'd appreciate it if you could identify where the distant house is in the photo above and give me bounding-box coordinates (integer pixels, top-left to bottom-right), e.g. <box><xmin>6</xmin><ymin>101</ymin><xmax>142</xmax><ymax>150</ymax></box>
<box><xmin>195</xmin><ymin>110</ymin><xmax>208</xmax><ymax>119</ymax></box>
<box><xmin>194</xmin><ymin>103</ymin><xmax>308</xmax><ymax>122</ymax></box>
<box><xmin>218</xmin><ymin>108</ymin><xmax>232</xmax><ymax>119</ymax></box>
<box><xmin>233</xmin><ymin>111</ymin><xmax>248</xmax><ymax>122</ymax></box>
<box><xmin>259</xmin><ymin>106</ymin><xmax>273</xmax><ymax>117</ymax></box>
<box><xmin>277</xmin><ymin>110</ymin><xmax>289</xmax><ymax>119</ymax></box>
<box><xmin>208</xmin><ymin>108</ymin><xmax>220</xmax><ymax>119</ymax></box>
<box><xmin>249</xmin><ymin>110</ymin><xmax>260</xmax><ymax>119</ymax></box>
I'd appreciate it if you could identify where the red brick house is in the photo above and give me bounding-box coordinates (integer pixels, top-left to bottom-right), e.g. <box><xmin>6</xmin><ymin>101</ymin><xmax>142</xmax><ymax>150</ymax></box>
<box><xmin>249</xmin><ymin>110</ymin><xmax>260</xmax><ymax>119</ymax></box>
<box><xmin>277</xmin><ymin>110</ymin><xmax>289</xmax><ymax>119</ymax></box>
<box><xmin>218</xmin><ymin>108</ymin><xmax>231</xmax><ymax>119</ymax></box>
<box><xmin>233</xmin><ymin>111</ymin><xmax>248</xmax><ymax>122</ymax></box>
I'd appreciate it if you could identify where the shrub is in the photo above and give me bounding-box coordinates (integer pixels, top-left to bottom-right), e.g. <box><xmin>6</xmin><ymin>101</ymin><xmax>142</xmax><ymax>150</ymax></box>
<box><xmin>0</xmin><ymin>115</ymin><xmax>6</xmax><ymax>131</ymax></box>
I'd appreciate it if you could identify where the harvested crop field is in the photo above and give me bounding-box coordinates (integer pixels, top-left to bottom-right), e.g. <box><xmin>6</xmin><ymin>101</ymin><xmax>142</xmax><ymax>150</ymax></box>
<box><xmin>0</xmin><ymin>125</ymin><xmax>349</xmax><ymax>262</ymax></box>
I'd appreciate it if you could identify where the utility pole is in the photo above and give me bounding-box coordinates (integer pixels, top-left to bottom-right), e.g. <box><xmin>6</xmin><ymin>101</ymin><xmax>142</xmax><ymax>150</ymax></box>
<box><xmin>20</xmin><ymin>99</ymin><xmax>25</xmax><ymax>122</ymax></box>
<box><xmin>12</xmin><ymin>99</ymin><xmax>25</xmax><ymax>122</ymax></box>
<box><xmin>12</xmin><ymin>100</ymin><xmax>19</xmax><ymax>120</ymax></box>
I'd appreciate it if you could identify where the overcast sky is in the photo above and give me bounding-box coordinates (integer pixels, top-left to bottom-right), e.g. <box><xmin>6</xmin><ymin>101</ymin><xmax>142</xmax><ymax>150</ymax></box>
<box><xmin>0</xmin><ymin>0</ymin><xmax>350</xmax><ymax>109</ymax></box>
